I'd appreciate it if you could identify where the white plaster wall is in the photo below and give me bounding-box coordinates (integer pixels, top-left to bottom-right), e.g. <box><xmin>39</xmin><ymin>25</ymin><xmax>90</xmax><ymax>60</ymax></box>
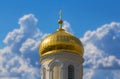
<box><xmin>40</xmin><ymin>52</ymin><xmax>84</xmax><ymax>79</ymax></box>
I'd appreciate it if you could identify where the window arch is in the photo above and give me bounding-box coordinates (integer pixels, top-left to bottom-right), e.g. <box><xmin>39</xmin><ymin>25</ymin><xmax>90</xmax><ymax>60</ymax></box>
<box><xmin>68</xmin><ymin>65</ymin><xmax>74</xmax><ymax>79</ymax></box>
<box><xmin>52</xmin><ymin>63</ymin><xmax>61</xmax><ymax>79</ymax></box>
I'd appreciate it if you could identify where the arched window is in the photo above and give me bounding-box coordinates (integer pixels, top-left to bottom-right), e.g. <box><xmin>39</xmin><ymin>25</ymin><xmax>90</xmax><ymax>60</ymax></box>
<box><xmin>68</xmin><ymin>65</ymin><xmax>74</xmax><ymax>79</ymax></box>
<box><xmin>52</xmin><ymin>63</ymin><xmax>61</xmax><ymax>79</ymax></box>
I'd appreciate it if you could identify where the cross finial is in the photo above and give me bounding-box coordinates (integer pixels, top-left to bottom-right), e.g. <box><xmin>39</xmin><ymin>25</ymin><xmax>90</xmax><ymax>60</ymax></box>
<box><xmin>59</xmin><ymin>9</ymin><xmax>62</xmax><ymax>20</ymax></box>
<box><xmin>58</xmin><ymin>9</ymin><xmax>63</xmax><ymax>29</ymax></box>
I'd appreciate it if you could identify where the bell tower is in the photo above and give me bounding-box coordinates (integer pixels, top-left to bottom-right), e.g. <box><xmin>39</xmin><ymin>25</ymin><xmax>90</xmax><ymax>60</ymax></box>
<box><xmin>39</xmin><ymin>10</ymin><xmax>84</xmax><ymax>79</ymax></box>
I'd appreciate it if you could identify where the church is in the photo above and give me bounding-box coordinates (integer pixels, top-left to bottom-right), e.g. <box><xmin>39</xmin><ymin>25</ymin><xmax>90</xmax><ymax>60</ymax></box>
<box><xmin>39</xmin><ymin>10</ymin><xmax>84</xmax><ymax>79</ymax></box>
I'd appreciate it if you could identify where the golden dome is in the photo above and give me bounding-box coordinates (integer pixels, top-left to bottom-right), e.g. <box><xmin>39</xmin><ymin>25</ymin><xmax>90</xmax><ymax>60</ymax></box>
<box><xmin>39</xmin><ymin>28</ymin><xmax>84</xmax><ymax>57</ymax></box>
<box><xmin>39</xmin><ymin>10</ymin><xmax>84</xmax><ymax>57</ymax></box>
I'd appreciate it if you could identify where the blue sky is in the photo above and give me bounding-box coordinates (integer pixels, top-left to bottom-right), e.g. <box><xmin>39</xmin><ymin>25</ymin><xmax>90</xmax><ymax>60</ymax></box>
<box><xmin>1</xmin><ymin>0</ymin><xmax>120</xmax><ymax>46</ymax></box>
<box><xmin>0</xmin><ymin>0</ymin><xmax>120</xmax><ymax>79</ymax></box>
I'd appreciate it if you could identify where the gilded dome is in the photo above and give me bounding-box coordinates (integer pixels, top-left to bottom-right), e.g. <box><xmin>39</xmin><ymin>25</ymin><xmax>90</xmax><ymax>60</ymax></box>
<box><xmin>39</xmin><ymin>28</ymin><xmax>84</xmax><ymax>57</ymax></box>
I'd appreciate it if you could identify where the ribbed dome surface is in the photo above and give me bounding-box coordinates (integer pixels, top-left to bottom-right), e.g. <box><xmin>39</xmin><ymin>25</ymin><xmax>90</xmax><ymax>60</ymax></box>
<box><xmin>39</xmin><ymin>28</ymin><xmax>84</xmax><ymax>57</ymax></box>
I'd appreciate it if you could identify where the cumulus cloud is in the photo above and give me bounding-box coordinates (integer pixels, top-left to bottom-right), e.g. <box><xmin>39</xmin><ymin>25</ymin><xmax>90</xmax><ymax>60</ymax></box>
<box><xmin>63</xmin><ymin>21</ymin><xmax>73</xmax><ymax>33</ymax></box>
<box><xmin>0</xmin><ymin>47</ymin><xmax>40</xmax><ymax>78</ymax></box>
<box><xmin>82</xmin><ymin>22</ymin><xmax>120</xmax><ymax>79</ymax></box>
<box><xmin>81</xmin><ymin>22</ymin><xmax>120</xmax><ymax>69</ymax></box>
<box><xmin>83</xmin><ymin>69</ymin><xmax>94</xmax><ymax>79</ymax></box>
<box><xmin>0</xmin><ymin>14</ymin><xmax>43</xmax><ymax>78</ymax></box>
<box><xmin>4</xmin><ymin>14</ymin><xmax>42</xmax><ymax>59</ymax></box>
<box><xmin>20</xmin><ymin>38</ymin><xmax>39</xmax><ymax>54</ymax></box>
<box><xmin>83</xmin><ymin>69</ymin><xmax>120</xmax><ymax>79</ymax></box>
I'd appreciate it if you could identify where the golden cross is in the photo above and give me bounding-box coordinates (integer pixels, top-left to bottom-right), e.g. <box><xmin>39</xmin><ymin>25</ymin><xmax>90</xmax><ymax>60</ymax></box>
<box><xmin>58</xmin><ymin>9</ymin><xmax>63</xmax><ymax>29</ymax></box>
<box><xmin>59</xmin><ymin>9</ymin><xmax>62</xmax><ymax>20</ymax></box>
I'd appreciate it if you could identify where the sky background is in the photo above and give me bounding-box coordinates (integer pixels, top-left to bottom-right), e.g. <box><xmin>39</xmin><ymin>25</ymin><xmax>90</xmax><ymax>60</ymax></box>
<box><xmin>0</xmin><ymin>0</ymin><xmax>120</xmax><ymax>79</ymax></box>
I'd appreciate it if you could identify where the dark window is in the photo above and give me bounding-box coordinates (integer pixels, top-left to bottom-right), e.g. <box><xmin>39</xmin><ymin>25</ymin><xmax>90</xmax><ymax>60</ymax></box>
<box><xmin>68</xmin><ymin>65</ymin><xmax>74</xmax><ymax>79</ymax></box>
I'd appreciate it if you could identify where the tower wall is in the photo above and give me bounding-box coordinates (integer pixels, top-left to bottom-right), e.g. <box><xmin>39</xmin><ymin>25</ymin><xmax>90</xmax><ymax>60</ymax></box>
<box><xmin>40</xmin><ymin>52</ymin><xmax>84</xmax><ymax>79</ymax></box>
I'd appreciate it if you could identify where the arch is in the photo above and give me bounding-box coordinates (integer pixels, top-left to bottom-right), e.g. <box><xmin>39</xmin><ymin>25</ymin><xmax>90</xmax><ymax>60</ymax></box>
<box><xmin>48</xmin><ymin>59</ymin><xmax>63</xmax><ymax>70</ymax></box>
<box><xmin>68</xmin><ymin>65</ymin><xmax>74</xmax><ymax>79</ymax></box>
<box><xmin>65</xmin><ymin>59</ymin><xmax>77</xmax><ymax>67</ymax></box>
<box><xmin>52</xmin><ymin>63</ymin><xmax>61</xmax><ymax>79</ymax></box>
<box><xmin>48</xmin><ymin>60</ymin><xmax>63</xmax><ymax>79</ymax></box>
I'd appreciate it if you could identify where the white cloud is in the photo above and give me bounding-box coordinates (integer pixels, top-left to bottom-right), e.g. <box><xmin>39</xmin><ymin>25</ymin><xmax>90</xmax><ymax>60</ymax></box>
<box><xmin>18</xmin><ymin>14</ymin><xmax>38</xmax><ymax>32</ymax></box>
<box><xmin>82</xmin><ymin>22</ymin><xmax>120</xmax><ymax>69</ymax></box>
<box><xmin>83</xmin><ymin>69</ymin><xmax>120</xmax><ymax>79</ymax></box>
<box><xmin>0</xmin><ymin>14</ymin><xmax>42</xmax><ymax>78</ymax></box>
<box><xmin>3</xmin><ymin>14</ymin><xmax>42</xmax><ymax>45</ymax></box>
<box><xmin>3</xmin><ymin>29</ymin><xmax>23</xmax><ymax>45</ymax></box>
<box><xmin>83</xmin><ymin>69</ymin><xmax>94</xmax><ymax>79</ymax></box>
<box><xmin>63</xmin><ymin>21</ymin><xmax>73</xmax><ymax>33</ymax></box>
<box><xmin>0</xmin><ymin>47</ymin><xmax>40</xmax><ymax>78</ymax></box>
<box><xmin>20</xmin><ymin>38</ymin><xmax>39</xmax><ymax>54</ymax></box>
<box><xmin>0</xmin><ymin>77</ymin><xmax>19</xmax><ymax>79</ymax></box>
<box><xmin>82</xmin><ymin>22</ymin><xmax>120</xmax><ymax>79</ymax></box>
<box><xmin>3</xmin><ymin>14</ymin><xmax>43</xmax><ymax>55</ymax></box>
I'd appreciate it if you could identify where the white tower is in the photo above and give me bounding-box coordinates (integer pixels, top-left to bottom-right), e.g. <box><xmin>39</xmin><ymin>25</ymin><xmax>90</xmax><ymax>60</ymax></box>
<box><xmin>39</xmin><ymin>11</ymin><xmax>84</xmax><ymax>79</ymax></box>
